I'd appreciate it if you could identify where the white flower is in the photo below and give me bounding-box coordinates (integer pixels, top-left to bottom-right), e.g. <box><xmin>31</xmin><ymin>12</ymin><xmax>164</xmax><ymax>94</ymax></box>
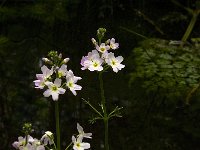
<box><xmin>58</xmin><ymin>64</ymin><xmax>68</xmax><ymax>77</ymax></box>
<box><xmin>40</xmin><ymin>65</ymin><xmax>53</xmax><ymax>78</ymax></box>
<box><xmin>81</xmin><ymin>50</ymin><xmax>103</xmax><ymax>71</ymax></box>
<box><xmin>109</xmin><ymin>38</ymin><xmax>119</xmax><ymax>50</ymax></box>
<box><xmin>96</xmin><ymin>43</ymin><xmax>110</xmax><ymax>53</ymax></box>
<box><xmin>105</xmin><ymin>52</ymin><xmax>125</xmax><ymax>73</ymax></box>
<box><xmin>72</xmin><ymin>136</ymin><xmax>90</xmax><ymax>150</ymax></box>
<box><xmin>66</xmin><ymin>70</ymin><xmax>82</xmax><ymax>82</ymax></box>
<box><xmin>31</xmin><ymin>139</ymin><xmax>45</xmax><ymax>150</ymax></box>
<box><xmin>43</xmin><ymin>78</ymin><xmax>66</xmax><ymax>101</ymax></box>
<box><xmin>41</xmin><ymin>131</ymin><xmax>53</xmax><ymax>146</ymax></box>
<box><xmin>66</xmin><ymin>78</ymin><xmax>82</xmax><ymax>96</ymax></box>
<box><xmin>88</xmin><ymin>56</ymin><xmax>104</xmax><ymax>71</ymax></box>
<box><xmin>81</xmin><ymin>50</ymin><xmax>99</xmax><ymax>70</ymax></box>
<box><xmin>77</xmin><ymin>123</ymin><xmax>92</xmax><ymax>139</ymax></box>
<box><xmin>33</xmin><ymin>74</ymin><xmax>46</xmax><ymax>89</ymax></box>
<box><xmin>65</xmin><ymin>70</ymin><xmax>82</xmax><ymax>96</ymax></box>
<box><xmin>33</xmin><ymin>65</ymin><xmax>53</xmax><ymax>89</ymax></box>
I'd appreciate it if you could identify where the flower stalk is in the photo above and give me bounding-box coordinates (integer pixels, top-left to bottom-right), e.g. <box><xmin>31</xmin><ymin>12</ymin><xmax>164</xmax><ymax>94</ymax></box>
<box><xmin>98</xmin><ymin>72</ymin><xmax>109</xmax><ymax>150</ymax></box>
<box><xmin>55</xmin><ymin>101</ymin><xmax>61</xmax><ymax>150</ymax></box>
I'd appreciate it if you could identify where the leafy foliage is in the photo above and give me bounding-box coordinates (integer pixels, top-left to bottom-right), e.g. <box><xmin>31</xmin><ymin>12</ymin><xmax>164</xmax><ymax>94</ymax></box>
<box><xmin>129</xmin><ymin>38</ymin><xmax>200</xmax><ymax>101</ymax></box>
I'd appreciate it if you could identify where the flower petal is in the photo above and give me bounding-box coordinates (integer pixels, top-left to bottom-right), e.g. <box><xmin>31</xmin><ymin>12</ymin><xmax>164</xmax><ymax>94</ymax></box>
<box><xmin>43</xmin><ymin>89</ymin><xmax>51</xmax><ymax>97</ymax></box>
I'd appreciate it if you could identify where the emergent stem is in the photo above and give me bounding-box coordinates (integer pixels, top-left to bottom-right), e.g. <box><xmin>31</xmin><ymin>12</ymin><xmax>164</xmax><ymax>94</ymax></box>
<box><xmin>181</xmin><ymin>10</ymin><xmax>199</xmax><ymax>46</ymax></box>
<box><xmin>98</xmin><ymin>72</ymin><xmax>109</xmax><ymax>150</ymax></box>
<box><xmin>55</xmin><ymin>101</ymin><xmax>61</xmax><ymax>150</ymax></box>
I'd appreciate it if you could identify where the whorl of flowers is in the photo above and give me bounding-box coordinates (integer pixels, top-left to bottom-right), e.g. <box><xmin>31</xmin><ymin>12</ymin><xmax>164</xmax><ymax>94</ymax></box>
<box><xmin>81</xmin><ymin>28</ymin><xmax>125</xmax><ymax>73</ymax></box>
<box><xmin>34</xmin><ymin>51</ymin><xmax>82</xmax><ymax>100</ymax></box>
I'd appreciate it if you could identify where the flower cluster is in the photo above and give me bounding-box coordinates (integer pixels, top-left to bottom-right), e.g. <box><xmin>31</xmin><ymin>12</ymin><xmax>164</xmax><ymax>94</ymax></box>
<box><xmin>81</xmin><ymin>29</ymin><xmax>125</xmax><ymax>73</ymax></box>
<box><xmin>34</xmin><ymin>51</ymin><xmax>82</xmax><ymax>100</ymax></box>
<box><xmin>72</xmin><ymin>123</ymin><xmax>92</xmax><ymax>150</ymax></box>
<box><xmin>12</xmin><ymin>131</ymin><xmax>53</xmax><ymax>150</ymax></box>
<box><xmin>13</xmin><ymin>123</ymin><xmax>92</xmax><ymax>150</ymax></box>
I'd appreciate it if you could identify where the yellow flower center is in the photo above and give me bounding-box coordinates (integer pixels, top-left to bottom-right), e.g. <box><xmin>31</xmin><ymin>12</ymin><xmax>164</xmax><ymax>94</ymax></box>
<box><xmin>52</xmin><ymin>86</ymin><xmax>58</xmax><ymax>91</ymax></box>
<box><xmin>58</xmin><ymin>71</ymin><xmax>63</xmax><ymax>78</ymax></box>
<box><xmin>68</xmin><ymin>82</ymin><xmax>73</xmax><ymax>87</ymax></box>
<box><xmin>93</xmin><ymin>62</ymin><xmax>98</xmax><ymax>67</ymax></box>
<box><xmin>112</xmin><ymin>60</ymin><xmax>116</xmax><ymax>65</ymax></box>
<box><xmin>76</xmin><ymin>143</ymin><xmax>80</xmax><ymax>147</ymax></box>
<box><xmin>100</xmin><ymin>47</ymin><xmax>105</xmax><ymax>52</ymax></box>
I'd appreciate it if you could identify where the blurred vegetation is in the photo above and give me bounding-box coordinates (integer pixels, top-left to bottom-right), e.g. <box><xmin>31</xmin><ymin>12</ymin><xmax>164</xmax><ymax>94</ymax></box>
<box><xmin>0</xmin><ymin>0</ymin><xmax>200</xmax><ymax>150</ymax></box>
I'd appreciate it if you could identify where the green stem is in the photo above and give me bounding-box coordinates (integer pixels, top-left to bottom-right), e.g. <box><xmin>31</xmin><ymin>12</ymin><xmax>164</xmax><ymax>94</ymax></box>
<box><xmin>55</xmin><ymin>101</ymin><xmax>61</xmax><ymax>150</ymax></box>
<box><xmin>64</xmin><ymin>142</ymin><xmax>72</xmax><ymax>150</ymax></box>
<box><xmin>181</xmin><ymin>10</ymin><xmax>199</xmax><ymax>46</ymax></box>
<box><xmin>98</xmin><ymin>72</ymin><xmax>109</xmax><ymax>150</ymax></box>
<box><xmin>25</xmin><ymin>134</ymin><xmax>28</xmax><ymax>146</ymax></box>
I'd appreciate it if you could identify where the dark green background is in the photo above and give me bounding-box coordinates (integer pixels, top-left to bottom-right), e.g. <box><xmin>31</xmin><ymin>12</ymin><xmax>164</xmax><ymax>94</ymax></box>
<box><xmin>0</xmin><ymin>0</ymin><xmax>200</xmax><ymax>150</ymax></box>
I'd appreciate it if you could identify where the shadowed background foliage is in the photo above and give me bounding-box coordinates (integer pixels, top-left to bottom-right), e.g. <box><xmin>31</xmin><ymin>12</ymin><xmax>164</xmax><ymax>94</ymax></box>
<box><xmin>0</xmin><ymin>0</ymin><xmax>200</xmax><ymax>150</ymax></box>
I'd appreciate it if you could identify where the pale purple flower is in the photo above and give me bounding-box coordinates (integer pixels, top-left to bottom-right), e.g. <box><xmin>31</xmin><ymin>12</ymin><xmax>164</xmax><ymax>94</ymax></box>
<box><xmin>81</xmin><ymin>50</ymin><xmax>99</xmax><ymax>70</ymax></box>
<box><xmin>66</xmin><ymin>70</ymin><xmax>82</xmax><ymax>83</ymax></box>
<box><xmin>87</xmin><ymin>56</ymin><xmax>103</xmax><ymax>71</ymax></box>
<box><xmin>33</xmin><ymin>65</ymin><xmax>53</xmax><ymax>89</ymax></box>
<box><xmin>72</xmin><ymin>136</ymin><xmax>90</xmax><ymax>150</ymax></box>
<box><xmin>65</xmin><ymin>70</ymin><xmax>82</xmax><ymax>96</ymax></box>
<box><xmin>58</xmin><ymin>64</ymin><xmax>68</xmax><ymax>77</ymax></box>
<box><xmin>80</xmin><ymin>56</ymin><xmax>89</xmax><ymax>70</ymax></box>
<box><xmin>12</xmin><ymin>135</ymin><xmax>33</xmax><ymax>149</ymax></box>
<box><xmin>66</xmin><ymin>78</ymin><xmax>82</xmax><ymax>96</ymax></box>
<box><xmin>96</xmin><ymin>43</ymin><xmax>110</xmax><ymax>53</ymax></box>
<box><xmin>105</xmin><ymin>52</ymin><xmax>125</xmax><ymax>73</ymax></box>
<box><xmin>12</xmin><ymin>135</ymin><xmax>45</xmax><ymax>150</ymax></box>
<box><xmin>43</xmin><ymin>78</ymin><xmax>66</xmax><ymax>101</ymax></box>
<box><xmin>109</xmin><ymin>38</ymin><xmax>119</xmax><ymax>50</ymax></box>
<box><xmin>81</xmin><ymin>50</ymin><xmax>103</xmax><ymax>71</ymax></box>
<box><xmin>41</xmin><ymin>131</ymin><xmax>53</xmax><ymax>146</ymax></box>
<box><xmin>77</xmin><ymin>123</ymin><xmax>92</xmax><ymax>139</ymax></box>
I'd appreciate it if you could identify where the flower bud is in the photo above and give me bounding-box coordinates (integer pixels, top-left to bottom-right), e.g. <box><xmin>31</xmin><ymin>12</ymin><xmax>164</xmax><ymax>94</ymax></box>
<box><xmin>97</xmin><ymin>28</ymin><xmax>106</xmax><ymax>40</ymax></box>
<box><xmin>91</xmin><ymin>38</ymin><xmax>97</xmax><ymax>46</ymax></box>
<box><xmin>59</xmin><ymin>53</ymin><xmax>62</xmax><ymax>58</ymax></box>
<box><xmin>105</xmin><ymin>39</ymin><xmax>110</xmax><ymax>45</ymax></box>
<box><xmin>42</xmin><ymin>58</ymin><xmax>50</xmax><ymax>62</ymax></box>
<box><xmin>63</xmin><ymin>58</ymin><xmax>70</xmax><ymax>64</ymax></box>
